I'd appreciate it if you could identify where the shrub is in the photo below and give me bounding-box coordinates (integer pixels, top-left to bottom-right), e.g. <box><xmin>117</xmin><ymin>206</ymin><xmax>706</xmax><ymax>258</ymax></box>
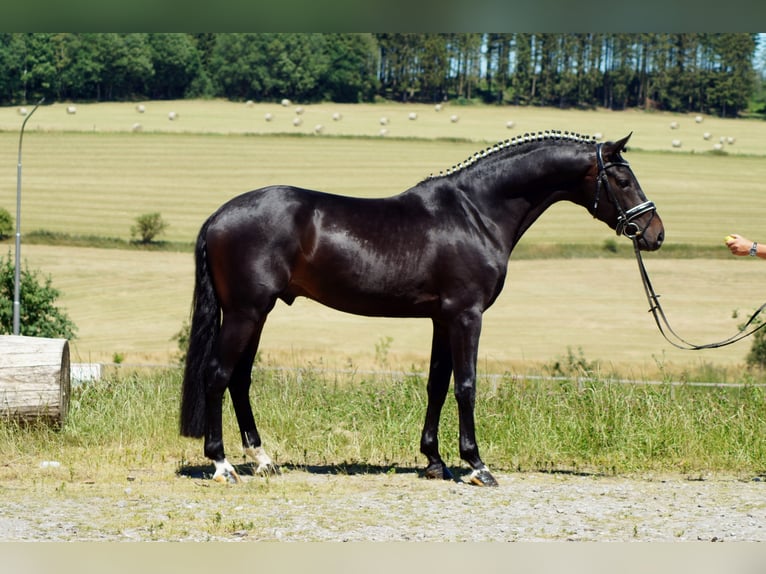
<box><xmin>0</xmin><ymin>208</ymin><xmax>13</xmax><ymax>240</ymax></box>
<box><xmin>746</xmin><ymin>323</ymin><xmax>766</xmax><ymax>369</ymax></box>
<box><xmin>735</xmin><ymin>307</ymin><xmax>766</xmax><ymax>369</ymax></box>
<box><xmin>131</xmin><ymin>213</ymin><xmax>168</xmax><ymax>244</ymax></box>
<box><xmin>0</xmin><ymin>251</ymin><xmax>77</xmax><ymax>339</ymax></box>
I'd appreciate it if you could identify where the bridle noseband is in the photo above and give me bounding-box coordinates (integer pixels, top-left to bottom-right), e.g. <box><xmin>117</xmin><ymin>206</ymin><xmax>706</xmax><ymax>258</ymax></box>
<box><xmin>594</xmin><ymin>143</ymin><xmax>656</xmax><ymax>240</ymax></box>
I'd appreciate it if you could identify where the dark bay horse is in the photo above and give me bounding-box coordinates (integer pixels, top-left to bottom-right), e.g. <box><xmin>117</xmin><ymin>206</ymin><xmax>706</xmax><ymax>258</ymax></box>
<box><xmin>180</xmin><ymin>131</ymin><xmax>664</xmax><ymax>486</ymax></box>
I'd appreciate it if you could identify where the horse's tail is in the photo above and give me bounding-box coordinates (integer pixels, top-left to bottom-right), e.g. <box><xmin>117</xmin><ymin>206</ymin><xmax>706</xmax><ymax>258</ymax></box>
<box><xmin>180</xmin><ymin>217</ymin><xmax>220</xmax><ymax>438</ymax></box>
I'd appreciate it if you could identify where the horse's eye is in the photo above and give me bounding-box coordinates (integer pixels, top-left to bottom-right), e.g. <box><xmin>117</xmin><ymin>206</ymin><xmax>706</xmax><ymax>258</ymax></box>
<box><xmin>617</xmin><ymin>178</ymin><xmax>631</xmax><ymax>188</ymax></box>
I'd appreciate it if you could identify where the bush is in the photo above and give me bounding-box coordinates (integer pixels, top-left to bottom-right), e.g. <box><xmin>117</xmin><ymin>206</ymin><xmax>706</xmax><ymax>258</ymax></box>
<box><xmin>735</xmin><ymin>307</ymin><xmax>766</xmax><ymax>369</ymax></box>
<box><xmin>131</xmin><ymin>213</ymin><xmax>168</xmax><ymax>244</ymax></box>
<box><xmin>0</xmin><ymin>208</ymin><xmax>13</xmax><ymax>240</ymax></box>
<box><xmin>746</xmin><ymin>323</ymin><xmax>766</xmax><ymax>369</ymax></box>
<box><xmin>0</xmin><ymin>251</ymin><xmax>77</xmax><ymax>339</ymax></box>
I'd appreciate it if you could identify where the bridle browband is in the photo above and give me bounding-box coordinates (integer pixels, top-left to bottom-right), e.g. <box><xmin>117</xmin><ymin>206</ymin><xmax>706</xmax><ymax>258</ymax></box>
<box><xmin>594</xmin><ymin>143</ymin><xmax>657</xmax><ymax>240</ymax></box>
<box><xmin>594</xmin><ymin>143</ymin><xmax>766</xmax><ymax>349</ymax></box>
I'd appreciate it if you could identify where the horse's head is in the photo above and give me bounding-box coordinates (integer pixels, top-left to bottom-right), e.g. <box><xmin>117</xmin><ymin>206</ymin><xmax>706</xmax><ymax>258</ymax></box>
<box><xmin>587</xmin><ymin>133</ymin><xmax>664</xmax><ymax>251</ymax></box>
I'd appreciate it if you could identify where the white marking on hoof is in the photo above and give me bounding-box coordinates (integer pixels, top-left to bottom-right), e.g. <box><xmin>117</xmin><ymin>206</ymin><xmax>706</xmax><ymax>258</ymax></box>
<box><xmin>213</xmin><ymin>459</ymin><xmax>241</xmax><ymax>484</ymax></box>
<box><xmin>244</xmin><ymin>446</ymin><xmax>276</xmax><ymax>474</ymax></box>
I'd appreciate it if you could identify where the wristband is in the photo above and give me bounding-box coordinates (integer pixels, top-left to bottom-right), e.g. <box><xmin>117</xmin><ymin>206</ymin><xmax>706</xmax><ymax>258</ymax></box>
<box><xmin>750</xmin><ymin>242</ymin><xmax>758</xmax><ymax>257</ymax></box>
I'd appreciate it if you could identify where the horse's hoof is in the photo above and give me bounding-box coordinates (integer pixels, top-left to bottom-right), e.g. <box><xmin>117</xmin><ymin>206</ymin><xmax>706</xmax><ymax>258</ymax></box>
<box><xmin>469</xmin><ymin>467</ymin><xmax>498</xmax><ymax>487</ymax></box>
<box><xmin>423</xmin><ymin>462</ymin><xmax>454</xmax><ymax>481</ymax></box>
<box><xmin>244</xmin><ymin>447</ymin><xmax>278</xmax><ymax>475</ymax></box>
<box><xmin>254</xmin><ymin>462</ymin><xmax>280</xmax><ymax>476</ymax></box>
<box><xmin>213</xmin><ymin>468</ymin><xmax>241</xmax><ymax>484</ymax></box>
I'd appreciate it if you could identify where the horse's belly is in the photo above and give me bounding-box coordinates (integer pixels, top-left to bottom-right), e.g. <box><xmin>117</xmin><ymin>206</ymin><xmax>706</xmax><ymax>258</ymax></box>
<box><xmin>285</xmin><ymin>277</ymin><xmax>439</xmax><ymax>318</ymax></box>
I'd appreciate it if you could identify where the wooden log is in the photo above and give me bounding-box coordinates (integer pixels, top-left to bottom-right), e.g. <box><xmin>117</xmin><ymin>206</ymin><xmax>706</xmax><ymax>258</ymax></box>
<box><xmin>0</xmin><ymin>335</ymin><xmax>71</xmax><ymax>424</ymax></box>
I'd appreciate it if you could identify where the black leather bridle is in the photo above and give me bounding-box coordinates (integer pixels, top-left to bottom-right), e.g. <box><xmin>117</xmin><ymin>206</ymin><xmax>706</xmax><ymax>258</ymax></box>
<box><xmin>594</xmin><ymin>143</ymin><xmax>657</xmax><ymax>240</ymax></box>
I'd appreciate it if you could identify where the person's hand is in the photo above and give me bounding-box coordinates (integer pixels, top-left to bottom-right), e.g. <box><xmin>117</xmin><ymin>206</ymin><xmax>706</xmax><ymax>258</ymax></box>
<box><xmin>725</xmin><ymin>234</ymin><xmax>755</xmax><ymax>256</ymax></box>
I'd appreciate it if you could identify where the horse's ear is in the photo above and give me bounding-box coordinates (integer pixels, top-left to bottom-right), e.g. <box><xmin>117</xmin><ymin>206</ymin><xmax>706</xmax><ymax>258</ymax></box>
<box><xmin>614</xmin><ymin>132</ymin><xmax>632</xmax><ymax>152</ymax></box>
<box><xmin>602</xmin><ymin>132</ymin><xmax>632</xmax><ymax>158</ymax></box>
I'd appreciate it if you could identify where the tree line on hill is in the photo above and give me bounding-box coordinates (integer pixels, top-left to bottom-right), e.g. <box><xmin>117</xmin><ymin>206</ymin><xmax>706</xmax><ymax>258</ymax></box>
<box><xmin>0</xmin><ymin>33</ymin><xmax>760</xmax><ymax>117</ymax></box>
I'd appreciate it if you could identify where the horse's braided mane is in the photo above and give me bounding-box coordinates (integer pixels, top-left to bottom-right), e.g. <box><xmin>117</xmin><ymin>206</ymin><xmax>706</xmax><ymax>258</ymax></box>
<box><xmin>428</xmin><ymin>130</ymin><xmax>597</xmax><ymax>180</ymax></box>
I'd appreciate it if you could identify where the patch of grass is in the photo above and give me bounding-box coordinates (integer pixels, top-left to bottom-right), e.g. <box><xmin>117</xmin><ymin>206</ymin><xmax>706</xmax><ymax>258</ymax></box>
<box><xmin>2</xmin><ymin>366</ymin><xmax>764</xmax><ymax>480</ymax></box>
<box><xmin>23</xmin><ymin>229</ymin><xmax>193</xmax><ymax>252</ymax></box>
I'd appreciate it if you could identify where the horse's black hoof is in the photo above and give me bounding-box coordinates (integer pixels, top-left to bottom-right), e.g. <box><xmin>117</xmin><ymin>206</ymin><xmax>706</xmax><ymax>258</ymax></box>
<box><xmin>423</xmin><ymin>462</ymin><xmax>454</xmax><ymax>481</ymax></box>
<box><xmin>469</xmin><ymin>467</ymin><xmax>498</xmax><ymax>487</ymax></box>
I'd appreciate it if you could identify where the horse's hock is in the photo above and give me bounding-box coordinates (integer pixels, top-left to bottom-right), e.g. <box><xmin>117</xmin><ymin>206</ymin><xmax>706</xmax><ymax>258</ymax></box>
<box><xmin>0</xmin><ymin>335</ymin><xmax>71</xmax><ymax>424</ymax></box>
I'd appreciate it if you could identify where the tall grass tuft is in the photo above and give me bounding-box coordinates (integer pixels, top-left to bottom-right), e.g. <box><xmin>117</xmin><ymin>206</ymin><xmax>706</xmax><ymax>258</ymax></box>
<box><xmin>479</xmin><ymin>375</ymin><xmax>766</xmax><ymax>475</ymax></box>
<box><xmin>1</xmin><ymin>366</ymin><xmax>764</xmax><ymax>478</ymax></box>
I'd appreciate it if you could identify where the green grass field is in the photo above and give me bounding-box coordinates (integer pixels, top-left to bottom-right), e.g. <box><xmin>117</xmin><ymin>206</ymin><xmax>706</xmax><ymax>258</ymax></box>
<box><xmin>2</xmin><ymin>100</ymin><xmax>766</xmax><ymax>372</ymax></box>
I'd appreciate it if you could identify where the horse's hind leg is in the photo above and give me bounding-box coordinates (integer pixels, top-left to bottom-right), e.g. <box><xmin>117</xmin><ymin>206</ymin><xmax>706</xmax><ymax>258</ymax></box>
<box><xmin>205</xmin><ymin>312</ymin><xmax>263</xmax><ymax>483</ymax></box>
<box><xmin>228</xmin><ymin>318</ymin><xmax>276</xmax><ymax>475</ymax></box>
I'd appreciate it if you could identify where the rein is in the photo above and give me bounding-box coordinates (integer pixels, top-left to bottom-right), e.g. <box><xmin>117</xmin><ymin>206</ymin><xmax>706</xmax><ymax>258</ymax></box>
<box><xmin>631</xmin><ymin>238</ymin><xmax>766</xmax><ymax>350</ymax></box>
<box><xmin>594</xmin><ymin>142</ymin><xmax>766</xmax><ymax>350</ymax></box>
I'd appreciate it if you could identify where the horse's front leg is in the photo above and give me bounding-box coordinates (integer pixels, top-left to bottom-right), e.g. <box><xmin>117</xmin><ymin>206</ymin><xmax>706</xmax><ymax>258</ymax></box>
<box><xmin>450</xmin><ymin>309</ymin><xmax>498</xmax><ymax>487</ymax></box>
<box><xmin>420</xmin><ymin>321</ymin><xmax>454</xmax><ymax>481</ymax></box>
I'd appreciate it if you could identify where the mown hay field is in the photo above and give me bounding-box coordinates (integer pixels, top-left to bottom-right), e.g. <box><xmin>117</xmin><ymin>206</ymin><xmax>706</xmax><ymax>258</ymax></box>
<box><xmin>1</xmin><ymin>100</ymin><xmax>765</xmax><ymax>372</ymax></box>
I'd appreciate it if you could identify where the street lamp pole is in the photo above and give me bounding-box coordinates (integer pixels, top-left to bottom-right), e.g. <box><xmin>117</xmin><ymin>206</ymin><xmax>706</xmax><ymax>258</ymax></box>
<box><xmin>13</xmin><ymin>97</ymin><xmax>43</xmax><ymax>336</ymax></box>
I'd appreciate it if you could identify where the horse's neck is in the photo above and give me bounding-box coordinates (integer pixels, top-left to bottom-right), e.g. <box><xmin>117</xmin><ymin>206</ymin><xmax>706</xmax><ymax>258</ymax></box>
<box><xmin>471</xmin><ymin>146</ymin><xmax>590</xmax><ymax>250</ymax></box>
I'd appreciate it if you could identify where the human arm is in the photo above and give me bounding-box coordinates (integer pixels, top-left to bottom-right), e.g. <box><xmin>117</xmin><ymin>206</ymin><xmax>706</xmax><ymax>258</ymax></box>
<box><xmin>725</xmin><ymin>234</ymin><xmax>766</xmax><ymax>258</ymax></box>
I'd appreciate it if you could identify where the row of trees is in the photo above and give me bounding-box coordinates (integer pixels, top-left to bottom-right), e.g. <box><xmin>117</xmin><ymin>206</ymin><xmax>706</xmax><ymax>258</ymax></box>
<box><xmin>0</xmin><ymin>33</ymin><xmax>759</xmax><ymax>117</ymax></box>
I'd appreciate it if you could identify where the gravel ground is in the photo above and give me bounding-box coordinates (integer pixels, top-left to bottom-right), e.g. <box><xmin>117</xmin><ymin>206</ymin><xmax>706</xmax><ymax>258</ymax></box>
<box><xmin>1</xmin><ymin>466</ymin><xmax>765</xmax><ymax>542</ymax></box>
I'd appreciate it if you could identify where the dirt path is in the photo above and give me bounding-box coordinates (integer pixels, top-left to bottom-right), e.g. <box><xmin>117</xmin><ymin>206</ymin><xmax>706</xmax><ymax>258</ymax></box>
<box><xmin>1</xmin><ymin>466</ymin><xmax>764</xmax><ymax>542</ymax></box>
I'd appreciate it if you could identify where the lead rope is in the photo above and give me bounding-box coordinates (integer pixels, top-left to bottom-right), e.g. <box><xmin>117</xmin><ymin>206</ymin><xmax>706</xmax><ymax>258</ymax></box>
<box><xmin>632</xmin><ymin>238</ymin><xmax>766</xmax><ymax>350</ymax></box>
